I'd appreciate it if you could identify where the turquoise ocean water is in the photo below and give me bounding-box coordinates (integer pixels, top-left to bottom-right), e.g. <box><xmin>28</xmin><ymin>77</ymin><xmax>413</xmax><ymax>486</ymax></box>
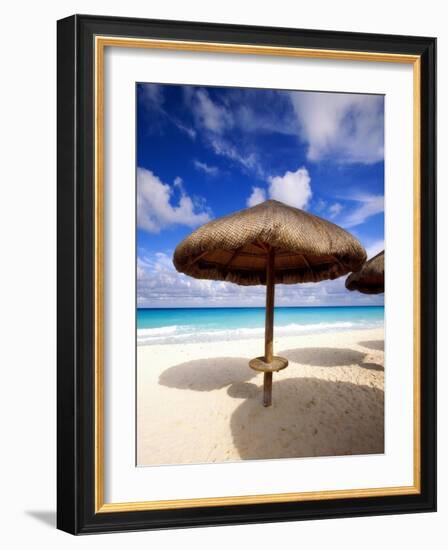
<box><xmin>137</xmin><ymin>306</ymin><xmax>384</xmax><ymax>346</ymax></box>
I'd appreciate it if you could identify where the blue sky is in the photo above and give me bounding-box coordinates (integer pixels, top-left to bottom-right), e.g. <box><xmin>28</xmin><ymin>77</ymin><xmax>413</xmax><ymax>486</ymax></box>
<box><xmin>136</xmin><ymin>83</ymin><xmax>384</xmax><ymax>308</ymax></box>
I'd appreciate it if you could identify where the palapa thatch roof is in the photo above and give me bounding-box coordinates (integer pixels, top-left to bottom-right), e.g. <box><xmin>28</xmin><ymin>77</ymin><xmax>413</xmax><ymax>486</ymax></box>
<box><xmin>173</xmin><ymin>200</ymin><xmax>367</xmax><ymax>286</ymax></box>
<box><xmin>345</xmin><ymin>250</ymin><xmax>384</xmax><ymax>294</ymax></box>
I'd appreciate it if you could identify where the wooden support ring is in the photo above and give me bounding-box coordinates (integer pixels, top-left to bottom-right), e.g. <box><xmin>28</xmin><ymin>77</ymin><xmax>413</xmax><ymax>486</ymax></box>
<box><xmin>249</xmin><ymin>356</ymin><xmax>289</xmax><ymax>373</ymax></box>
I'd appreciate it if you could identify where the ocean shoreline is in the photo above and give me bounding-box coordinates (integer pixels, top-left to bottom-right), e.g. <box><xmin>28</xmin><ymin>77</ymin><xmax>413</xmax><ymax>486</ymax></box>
<box><xmin>137</xmin><ymin>305</ymin><xmax>384</xmax><ymax>345</ymax></box>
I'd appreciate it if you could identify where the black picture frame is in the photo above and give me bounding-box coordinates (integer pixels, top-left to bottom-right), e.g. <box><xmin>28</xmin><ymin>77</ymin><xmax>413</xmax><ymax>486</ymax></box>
<box><xmin>57</xmin><ymin>14</ymin><xmax>436</xmax><ymax>534</ymax></box>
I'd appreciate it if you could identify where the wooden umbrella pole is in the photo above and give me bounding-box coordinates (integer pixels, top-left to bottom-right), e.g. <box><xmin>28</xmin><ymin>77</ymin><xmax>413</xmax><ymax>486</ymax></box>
<box><xmin>263</xmin><ymin>246</ymin><xmax>275</xmax><ymax>407</ymax></box>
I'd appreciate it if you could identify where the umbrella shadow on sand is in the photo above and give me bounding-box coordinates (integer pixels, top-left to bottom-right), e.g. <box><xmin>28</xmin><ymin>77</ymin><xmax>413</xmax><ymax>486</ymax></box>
<box><xmin>229</xmin><ymin>377</ymin><xmax>384</xmax><ymax>460</ymax></box>
<box><xmin>278</xmin><ymin>346</ymin><xmax>384</xmax><ymax>371</ymax></box>
<box><xmin>159</xmin><ymin>357</ymin><xmax>256</xmax><ymax>391</ymax></box>
<box><xmin>358</xmin><ymin>340</ymin><xmax>385</xmax><ymax>352</ymax></box>
<box><xmin>279</xmin><ymin>347</ymin><xmax>366</xmax><ymax>367</ymax></box>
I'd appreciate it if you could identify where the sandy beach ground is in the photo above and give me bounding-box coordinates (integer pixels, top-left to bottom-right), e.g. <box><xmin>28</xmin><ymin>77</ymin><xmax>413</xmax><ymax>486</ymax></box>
<box><xmin>137</xmin><ymin>328</ymin><xmax>384</xmax><ymax>466</ymax></box>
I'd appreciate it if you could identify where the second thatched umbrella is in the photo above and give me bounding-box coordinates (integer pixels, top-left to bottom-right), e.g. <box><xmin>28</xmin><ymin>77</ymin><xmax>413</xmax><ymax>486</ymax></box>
<box><xmin>173</xmin><ymin>199</ymin><xmax>366</xmax><ymax>406</ymax></box>
<box><xmin>345</xmin><ymin>250</ymin><xmax>384</xmax><ymax>294</ymax></box>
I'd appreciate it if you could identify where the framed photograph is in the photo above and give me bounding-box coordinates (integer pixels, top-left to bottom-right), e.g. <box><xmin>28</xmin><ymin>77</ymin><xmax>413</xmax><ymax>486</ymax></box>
<box><xmin>57</xmin><ymin>14</ymin><xmax>436</xmax><ymax>534</ymax></box>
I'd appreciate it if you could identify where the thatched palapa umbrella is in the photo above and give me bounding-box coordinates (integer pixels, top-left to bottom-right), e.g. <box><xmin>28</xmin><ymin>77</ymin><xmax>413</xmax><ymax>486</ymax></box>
<box><xmin>173</xmin><ymin>200</ymin><xmax>366</xmax><ymax>406</ymax></box>
<box><xmin>345</xmin><ymin>250</ymin><xmax>384</xmax><ymax>294</ymax></box>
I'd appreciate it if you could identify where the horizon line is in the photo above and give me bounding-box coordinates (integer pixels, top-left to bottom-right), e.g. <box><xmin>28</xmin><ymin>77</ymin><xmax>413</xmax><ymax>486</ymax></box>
<box><xmin>137</xmin><ymin>304</ymin><xmax>384</xmax><ymax>310</ymax></box>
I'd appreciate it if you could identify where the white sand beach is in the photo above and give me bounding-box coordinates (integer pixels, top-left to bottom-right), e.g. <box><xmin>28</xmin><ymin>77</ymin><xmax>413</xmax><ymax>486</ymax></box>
<box><xmin>137</xmin><ymin>328</ymin><xmax>384</xmax><ymax>466</ymax></box>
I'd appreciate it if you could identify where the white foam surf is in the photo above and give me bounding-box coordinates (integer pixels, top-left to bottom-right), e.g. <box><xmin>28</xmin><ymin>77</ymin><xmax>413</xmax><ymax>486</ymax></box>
<box><xmin>137</xmin><ymin>320</ymin><xmax>382</xmax><ymax>346</ymax></box>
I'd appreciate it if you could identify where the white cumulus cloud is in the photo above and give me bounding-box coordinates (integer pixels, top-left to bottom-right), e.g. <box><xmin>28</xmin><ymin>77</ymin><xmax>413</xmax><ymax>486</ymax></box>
<box><xmin>137</xmin><ymin>167</ymin><xmax>211</xmax><ymax>233</ymax></box>
<box><xmin>246</xmin><ymin>186</ymin><xmax>267</xmax><ymax>207</ymax></box>
<box><xmin>245</xmin><ymin>167</ymin><xmax>313</xmax><ymax>210</ymax></box>
<box><xmin>137</xmin><ymin>252</ymin><xmax>265</xmax><ymax>308</ymax></box>
<box><xmin>289</xmin><ymin>92</ymin><xmax>384</xmax><ymax>164</ymax></box>
<box><xmin>267</xmin><ymin>167</ymin><xmax>312</xmax><ymax>209</ymax></box>
<box><xmin>137</xmin><ymin>251</ymin><xmax>384</xmax><ymax>308</ymax></box>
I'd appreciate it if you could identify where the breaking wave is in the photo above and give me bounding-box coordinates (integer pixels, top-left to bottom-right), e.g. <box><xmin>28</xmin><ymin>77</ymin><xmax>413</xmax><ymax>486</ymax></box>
<box><xmin>137</xmin><ymin>320</ymin><xmax>382</xmax><ymax>346</ymax></box>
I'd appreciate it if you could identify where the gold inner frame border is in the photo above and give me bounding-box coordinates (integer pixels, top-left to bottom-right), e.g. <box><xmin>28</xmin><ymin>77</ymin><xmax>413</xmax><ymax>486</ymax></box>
<box><xmin>94</xmin><ymin>35</ymin><xmax>421</xmax><ymax>513</ymax></box>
